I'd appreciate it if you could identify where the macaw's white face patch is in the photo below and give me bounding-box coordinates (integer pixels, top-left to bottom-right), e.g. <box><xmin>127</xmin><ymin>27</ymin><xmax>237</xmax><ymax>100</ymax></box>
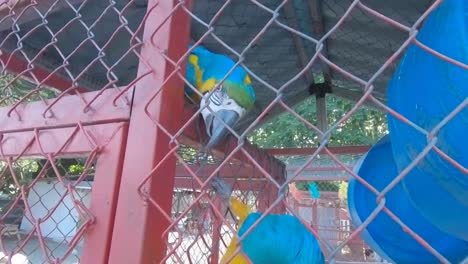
<box><xmin>200</xmin><ymin>86</ymin><xmax>246</xmax><ymax>137</ymax></box>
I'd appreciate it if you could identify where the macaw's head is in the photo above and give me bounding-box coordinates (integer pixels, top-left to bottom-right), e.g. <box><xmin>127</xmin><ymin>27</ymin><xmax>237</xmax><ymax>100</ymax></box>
<box><xmin>200</xmin><ymin>84</ymin><xmax>245</xmax><ymax>151</ymax></box>
<box><xmin>199</xmin><ymin>78</ymin><xmax>255</xmax><ymax>151</ymax></box>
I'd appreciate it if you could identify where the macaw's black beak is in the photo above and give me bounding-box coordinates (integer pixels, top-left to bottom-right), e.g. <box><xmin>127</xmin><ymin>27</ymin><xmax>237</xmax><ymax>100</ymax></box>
<box><xmin>204</xmin><ymin>109</ymin><xmax>240</xmax><ymax>151</ymax></box>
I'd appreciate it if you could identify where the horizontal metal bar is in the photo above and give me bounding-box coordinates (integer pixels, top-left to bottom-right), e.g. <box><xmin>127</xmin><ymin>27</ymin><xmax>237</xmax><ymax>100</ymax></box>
<box><xmin>175</xmin><ymin>164</ymin><xmax>351</xmax><ymax>179</ymax></box>
<box><xmin>288</xmin><ymin>173</ymin><xmax>350</xmax><ymax>182</ymax></box>
<box><xmin>265</xmin><ymin>145</ymin><xmax>370</xmax><ymax>155</ymax></box>
<box><xmin>176</xmin><ymin>164</ymin><xmax>260</xmax><ymax>178</ymax></box>
<box><xmin>0</xmin><ymin>88</ymin><xmax>130</xmax><ymax>133</ymax></box>
<box><xmin>0</xmin><ymin>122</ymin><xmax>126</xmax><ymax>157</ymax></box>
<box><xmin>288</xmin><ymin>165</ymin><xmax>352</xmax><ymax>172</ymax></box>
<box><xmin>174</xmin><ymin>177</ymin><xmax>267</xmax><ymax>191</ymax></box>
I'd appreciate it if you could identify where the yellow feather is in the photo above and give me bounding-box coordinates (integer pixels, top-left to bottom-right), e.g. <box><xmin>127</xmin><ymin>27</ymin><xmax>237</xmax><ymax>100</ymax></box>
<box><xmin>221</xmin><ymin>236</ymin><xmax>250</xmax><ymax>264</ymax></box>
<box><xmin>200</xmin><ymin>78</ymin><xmax>217</xmax><ymax>94</ymax></box>
<box><xmin>230</xmin><ymin>197</ymin><xmax>251</xmax><ymax>226</ymax></box>
<box><xmin>188</xmin><ymin>55</ymin><xmax>203</xmax><ymax>88</ymax></box>
<box><xmin>243</xmin><ymin>75</ymin><xmax>251</xmax><ymax>86</ymax></box>
<box><xmin>220</xmin><ymin>197</ymin><xmax>252</xmax><ymax>264</ymax></box>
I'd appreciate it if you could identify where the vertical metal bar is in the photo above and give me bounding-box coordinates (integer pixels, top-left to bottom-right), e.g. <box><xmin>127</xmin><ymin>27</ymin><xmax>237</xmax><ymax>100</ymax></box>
<box><xmin>309</xmin><ymin>0</ymin><xmax>330</xmax><ymax>143</ymax></box>
<box><xmin>275</xmin><ymin>162</ymin><xmax>287</xmax><ymax>214</ymax></box>
<box><xmin>80</xmin><ymin>123</ymin><xmax>128</xmax><ymax>264</ymax></box>
<box><xmin>283</xmin><ymin>1</ymin><xmax>314</xmax><ymax>83</ymax></box>
<box><xmin>308</xmin><ymin>0</ymin><xmax>332</xmax><ymax>81</ymax></box>
<box><xmin>210</xmin><ymin>198</ymin><xmax>222</xmax><ymax>264</ymax></box>
<box><xmin>258</xmin><ymin>168</ymin><xmax>286</xmax><ymax>214</ymax></box>
<box><xmin>312</xmin><ymin>201</ymin><xmax>318</xmax><ymax>229</ymax></box>
<box><xmin>108</xmin><ymin>0</ymin><xmax>191</xmax><ymax>263</ymax></box>
<box><xmin>258</xmin><ymin>186</ymin><xmax>268</xmax><ymax>212</ymax></box>
<box><xmin>310</xmin><ymin>203</ymin><xmax>314</xmax><ymax>226</ymax></box>
<box><xmin>258</xmin><ymin>183</ymin><xmax>286</xmax><ymax>214</ymax></box>
<box><xmin>316</xmin><ymin>95</ymin><xmax>328</xmax><ymax>143</ymax></box>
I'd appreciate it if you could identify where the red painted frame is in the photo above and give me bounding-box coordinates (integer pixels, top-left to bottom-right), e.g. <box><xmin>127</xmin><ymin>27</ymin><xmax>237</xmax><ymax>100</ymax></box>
<box><xmin>0</xmin><ymin>120</ymin><xmax>129</xmax><ymax>263</ymax></box>
<box><xmin>108</xmin><ymin>0</ymin><xmax>192</xmax><ymax>262</ymax></box>
<box><xmin>0</xmin><ymin>1</ymin><xmax>289</xmax><ymax>263</ymax></box>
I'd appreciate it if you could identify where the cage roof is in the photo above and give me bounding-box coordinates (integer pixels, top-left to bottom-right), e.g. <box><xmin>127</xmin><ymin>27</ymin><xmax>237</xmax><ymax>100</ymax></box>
<box><xmin>0</xmin><ymin>0</ymin><xmax>433</xmax><ymax>132</ymax></box>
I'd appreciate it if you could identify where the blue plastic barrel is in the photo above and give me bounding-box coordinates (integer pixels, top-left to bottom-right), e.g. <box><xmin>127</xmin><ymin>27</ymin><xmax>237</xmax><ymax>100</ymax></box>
<box><xmin>386</xmin><ymin>0</ymin><xmax>468</xmax><ymax>240</ymax></box>
<box><xmin>348</xmin><ymin>135</ymin><xmax>468</xmax><ymax>263</ymax></box>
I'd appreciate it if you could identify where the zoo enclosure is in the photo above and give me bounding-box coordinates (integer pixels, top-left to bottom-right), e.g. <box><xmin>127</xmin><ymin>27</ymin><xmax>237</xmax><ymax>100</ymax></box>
<box><xmin>0</xmin><ymin>0</ymin><xmax>465</xmax><ymax>264</ymax></box>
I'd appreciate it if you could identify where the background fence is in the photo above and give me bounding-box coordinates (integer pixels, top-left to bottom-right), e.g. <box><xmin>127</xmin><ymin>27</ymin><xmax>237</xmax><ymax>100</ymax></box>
<box><xmin>0</xmin><ymin>0</ymin><xmax>466</xmax><ymax>263</ymax></box>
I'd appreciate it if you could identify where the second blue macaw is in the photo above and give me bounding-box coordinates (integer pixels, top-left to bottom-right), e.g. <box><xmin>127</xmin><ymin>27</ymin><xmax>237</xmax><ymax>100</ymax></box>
<box><xmin>211</xmin><ymin>176</ymin><xmax>326</xmax><ymax>264</ymax></box>
<box><xmin>185</xmin><ymin>45</ymin><xmax>256</xmax><ymax>151</ymax></box>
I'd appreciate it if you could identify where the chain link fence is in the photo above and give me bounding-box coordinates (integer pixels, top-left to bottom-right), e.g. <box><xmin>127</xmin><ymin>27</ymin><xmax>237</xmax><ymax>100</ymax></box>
<box><xmin>0</xmin><ymin>0</ymin><xmax>467</xmax><ymax>263</ymax></box>
<box><xmin>0</xmin><ymin>156</ymin><xmax>95</xmax><ymax>263</ymax></box>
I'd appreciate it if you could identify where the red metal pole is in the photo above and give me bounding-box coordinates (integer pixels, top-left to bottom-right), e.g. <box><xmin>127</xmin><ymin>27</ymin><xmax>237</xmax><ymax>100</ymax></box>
<box><xmin>108</xmin><ymin>0</ymin><xmax>192</xmax><ymax>263</ymax></box>
<box><xmin>80</xmin><ymin>123</ymin><xmax>128</xmax><ymax>264</ymax></box>
<box><xmin>210</xmin><ymin>198</ymin><xmax>222</xmax><ymax>264</ymax></box>
<box><xmin>0</xmin><ymin>90</ymin><xmax>129</xmax><ymax>263</ymax></box>
<box><xmin>312</xmin><ymin>201</ymin><xmax>318</xmax><ymax>229</ymax></box>
<box><xmin>258</xmin><ymin>165</ymin><xmax>286</xmax><ymax>214</ymax></box>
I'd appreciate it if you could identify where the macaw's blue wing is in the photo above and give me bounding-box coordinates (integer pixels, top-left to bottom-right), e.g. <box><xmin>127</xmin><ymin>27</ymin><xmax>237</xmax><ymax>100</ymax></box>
<box><xmin>187</xmin><ymin>45</ymin><xmax>256</xmax><ymax>109</ymax></box>
<box><xmin>238</xmin><ymin>213</ymin><xmax>325</xmax><ymax>264</ymax></box>
<box><xmin>184</xmin><ymin>57</ymin><xmax>197</xmax><ymax>99</ymax></box>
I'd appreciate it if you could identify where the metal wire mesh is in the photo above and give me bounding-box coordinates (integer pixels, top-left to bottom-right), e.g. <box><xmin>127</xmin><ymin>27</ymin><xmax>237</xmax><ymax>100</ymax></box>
<box><xmin>0</xmin><ymin>156</ymin><xmax>95</xmax><ymax>263</ymax></box>
<box><xmin>0</xmin><ymin>0</ymin><xmax>466</xmax><ymax>263</ymax></box>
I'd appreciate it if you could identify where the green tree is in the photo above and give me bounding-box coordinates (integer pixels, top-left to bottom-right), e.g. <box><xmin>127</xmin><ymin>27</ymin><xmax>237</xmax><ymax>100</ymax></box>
<box><xmin>247</xmin><ymin>95</ymin><xmax>387</xmax><ymax>195</ymax></box>
<box><xmin>0</xmin><ymin>74</ymin><xmax>58</xmax><ymax>107</ymax></box>
<box><xmin>248</xmin><ymin>95</ymin><xmax>387</xmax><ymax>148</ymax></box>
<box><xmin>0</xmin><ymin>158</ymin><xmax>90</xmax><ymax>197</ymax></box>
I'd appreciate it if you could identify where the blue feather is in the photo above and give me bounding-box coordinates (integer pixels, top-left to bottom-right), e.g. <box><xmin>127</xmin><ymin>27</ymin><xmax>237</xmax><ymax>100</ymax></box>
<box><xmin>308</xmin><ymin>182</ymin><xmax>320</xmax><ymax>199</ymax></box>
<box><xmin>238</xmin><ymin>213</ymin><xmax>325</xmax><ymax>264</ymax></box>
<box><xmin>184</xmin><ymin>45</ymin><xmax>256</xmax><ymax>106</ymax></box>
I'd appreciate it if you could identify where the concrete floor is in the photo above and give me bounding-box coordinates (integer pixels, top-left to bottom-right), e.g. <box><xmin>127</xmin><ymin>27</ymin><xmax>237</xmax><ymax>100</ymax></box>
<box><xmin>0</xmin><ymin>236</ymin><xmax>81</xmax><ymax>264</ymax></box>
<box><xmin>3</xmin><ymin>233</ymin><xmax>463</xmax><ymax>264</ymax></box>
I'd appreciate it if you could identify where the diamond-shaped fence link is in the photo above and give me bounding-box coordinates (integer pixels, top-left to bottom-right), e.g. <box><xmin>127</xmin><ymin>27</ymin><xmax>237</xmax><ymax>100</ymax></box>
<box><xmin>0</xmin><ymin>156</ymin><xmax>95</xmax><ymax>263</ymax></box>
<box><xmin>0</xmin><ymin>0</ymin><xmax>467</xmax><ymax>263</ymax></box>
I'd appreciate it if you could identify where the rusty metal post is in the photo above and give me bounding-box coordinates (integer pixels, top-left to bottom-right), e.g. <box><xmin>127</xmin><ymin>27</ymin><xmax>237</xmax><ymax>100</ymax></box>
<box><xmin>108</xmin><ymin>0</ymin><xmax>192</xmax><ymax>263</ymax></box>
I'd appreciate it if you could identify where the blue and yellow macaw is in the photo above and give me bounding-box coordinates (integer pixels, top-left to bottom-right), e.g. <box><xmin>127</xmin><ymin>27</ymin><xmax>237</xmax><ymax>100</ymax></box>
<box><xmin>185</xmin><ymin>45</ymin><xmax>256</xmax><ymax>150</ymax></box>
<box><xmin>212</xmin><ymin>177</ymin><xmax>325</xmax><ymax>264</ymax></box>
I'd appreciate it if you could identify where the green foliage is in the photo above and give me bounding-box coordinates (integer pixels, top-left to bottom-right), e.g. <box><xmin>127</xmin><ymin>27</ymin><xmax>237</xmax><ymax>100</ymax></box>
<box><xmin>248</xmin><ymin>95</ymin><xmax>387</xmax><ymax>148</ymax></box>
<box><xmin>248</xmin><ymin>94</ymin><xmax>387</xmax><ymax>193</ymax></box>
<box><xmin>68</xmin><ymin>164</ymin><xmax>86</xmax><ymax>175</ymax></box>
<box><xmin>0</xmin><ymin>158</ymin><xmax>90</xmax><ymax>197</ymax></box>
<box><xmin>0</xmin><ymin>160</ymin><xmax>40</xmax><ymax>196</ymax></box>
<box><xmin>338</xmin><ymin>181</ymin><xmax>348</xmax><ymax>204</ymax></box>
<box><xmin>177</xmin><ymin>145</ymin><xmax>217</xmax><ymax>165</ymax></box>
<box><xmin>295</xmin><ymin>181</ymin><xmax>340</xmax><ymax>192</ymax></box>
<box><xmin>0</xmin><ymin>73</ymin><xmax>88</xmax><ymax>196</ymax></box>
<box><xmin>0</xmin><ymin>73</ymin><xmax>58</xmax><ymax>107</ymax></box>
